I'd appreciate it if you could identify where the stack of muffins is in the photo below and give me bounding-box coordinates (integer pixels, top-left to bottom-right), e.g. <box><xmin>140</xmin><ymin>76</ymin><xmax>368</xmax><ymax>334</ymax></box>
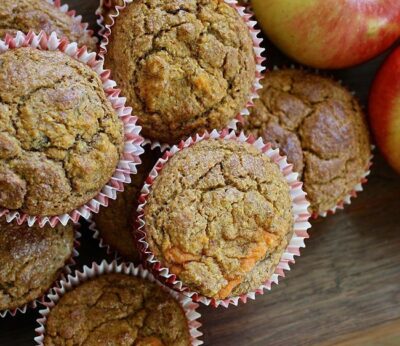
<box><xmin>0</xmin><ymin>0</ymin><xmax>372</xmax><ymax>344</ymax></box>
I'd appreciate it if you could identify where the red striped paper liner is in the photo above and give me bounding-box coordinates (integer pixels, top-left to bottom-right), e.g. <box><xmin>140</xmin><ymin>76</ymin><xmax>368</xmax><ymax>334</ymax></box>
<box><xmin>88</xmin><ymin>144</ymin><xmax>166</xmax><ymax>260</ymax></box>
<box><xmin>34</xmin><ymin>260</ymin><xmax>203</xmax><ymax>346</ymax></box>
<box><xmin>0</xmin><ymin>31</ymin><xmax>144</xmax><ymax>228</ymax></box>
<box><xmin>46</xmin><ymin>0</ymin><xmax>97</xmax><ymax>49</ymax></box>
<box><xmin>0</xmin><ymin>226</ymin><xmax>81</xmax><ymax>318</ymax></box>
<box><xmin>96</xmin><ymin>0</ymin><xmax>265</xmax><ymax>150</ymax></box>
<box><xmin>313</xmin><ymin>157</ymin><xmax>373</xmax><ymax>218</ymax></box>
<box><xmin>136</xmin><ymin>129</ymin><xmax>311</xmax><ymax>308</ymax></box>
<box><xmin>88</xmin><ymin>218</ymin><xmax>120</xmax><ymax>259</ymax></box>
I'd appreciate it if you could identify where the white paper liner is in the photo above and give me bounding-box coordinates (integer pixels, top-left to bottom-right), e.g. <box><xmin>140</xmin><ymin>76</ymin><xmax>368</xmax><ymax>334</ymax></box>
<box><xmin>45</xmin><ymin>0</ymin><xmax>98</xmax><ymax>49</ymax></box>
<box><xmin>136</xmin><ymin>129</ymin><xmax>311</xmax><ymax>308</ymax></box>
<box><xmin>34</xmin><ymin>260</ymin><xmax>203</xmax><ymax>346</ymax></box>
<box><xmin>96</xmin><ymin>0</ymin><xmax>265</xmax><ymax>149</ymax></box>
<box><xmin>314</xmin><ymin>157</ymin><xmax>373</xmax><ymax>218</ymax></box>
<box><xmin>0</xmin><ymin>31</ymin><xmax>144</xmax><ymax>228</ymax></box>
<box><xmin>87</xmin><ymin>144</ymin><xmax>166</xmax><ymax>260</ymax></box>
<box><xmin>0</xmin><ymin>226</ymin><xmax>82</xmax><ymax>318</ymax></box>
<box><xmin>88</xmin><ymin>218</ymin><xmax>121</xmax><ymax>259</ymax></box>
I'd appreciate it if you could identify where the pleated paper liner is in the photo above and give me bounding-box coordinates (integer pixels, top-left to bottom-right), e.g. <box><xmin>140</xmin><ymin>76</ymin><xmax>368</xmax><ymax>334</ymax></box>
<box><xmin>136</xmin><ymin>129</ymin><xmax>311</xmax><ymax>308</ymax></box>
<box><xmin>314</xmin><ymin>158</ymin><xmax>373</xmax><ymax>218</ymax></box>
<box><xmin>96</xmin><ymin>0</ymin><xmax>266</xmax><ymax>150</ymax></box>
<box><xmin>88</xmin><ymin>218</ymin><xmax>120</xmax><ymax>260</ymax></box>
<box><xmin>34</xmin><ymin>260</ymin><xmax>203</xmax><ymax>346</ymax></box>
<box><xmin>88</xmin><ymin>144</ymin><xmax>166</xmax><ymax>261</ymax></box>
<box><xmin>46</xmin><ymin>0</ymin><xmax>97</xmax><ymax>49</ymax></box>
<box><xmin>0</xmin><ymin>226</ymin><xmax>81</xmax><ymax>318</ymax></box>
<box><xmin>0</xmin><ymin>31</ymin><xmax>144</xmax><ymax>228</ymax></box>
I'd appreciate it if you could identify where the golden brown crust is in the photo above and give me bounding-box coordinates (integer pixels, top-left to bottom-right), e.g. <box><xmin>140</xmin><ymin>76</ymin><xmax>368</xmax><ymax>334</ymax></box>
<box><xmin>0</xmin><ymin>220</ymin><xmax>74</xmax><ymax>311</ymax></box>
<box><xmin>44</xmin><ymin>274</ymin><xmax>191</xmax><ymax>346</ymax></box>
<box><xmin>105</xmin><ymin>0</ymin><xmax>256</xmax><ymax>144</ymax></box>
<box><xmin>93</xmin><ymin>149</ymin><xmax>161</xmax><ymax>261</ymax></box>
<box><xmin>144</xmin><ymin>139</ymin><xmax>293</xmax><ymax>299</ymax></box>
<box><xmin>0</xmin><ymin>48</ymin><xmax>124</xmax><ymax>216</ymax></box>
<box><xmin>243</xmin><ymin>69</ymin><xmax>371</xmax><ymax>214</ymax></box>
<box><xmin>0</xmin><ymin>0</ymin><xmax>96</xmax><ymax>50</ymax></box>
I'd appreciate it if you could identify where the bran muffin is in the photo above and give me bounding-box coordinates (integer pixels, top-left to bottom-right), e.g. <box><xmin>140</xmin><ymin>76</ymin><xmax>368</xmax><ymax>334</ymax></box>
<box><xmin>0</xmin><ymin>0</ymin><xmax>96</xmax><ymax>50</ymax></box>
<box><xmin>143</xmin><ymin>139</ymin><xmax>294</xmax><ymax>299</ymax></box>
<box><xmin>43</xmin><ymin>273</ymin><xmax>191</xmax><ymax>346</ymax></box>
<box><xmin>0</xmin><ymin>47</ymin><xmax>124</xmax><ymax>216</ymax></box>
<box><xmin>105</xmin><ymin>0</ymin><xmax>257</xmax><ymax>144</ymax></box>
<box><xmin>243</xmin><ymin>69</ymin><xmax>371</xmax><ymax>214</ymax></box>
<box><xmin>93</xmin><ymin>148</ymin><xmax>160</xmax><ymax>261</ymax></box>
<box><xmin>0</xmin><ymin>220</ymin><xmax>74</xmax><ymax>312</ymax></box>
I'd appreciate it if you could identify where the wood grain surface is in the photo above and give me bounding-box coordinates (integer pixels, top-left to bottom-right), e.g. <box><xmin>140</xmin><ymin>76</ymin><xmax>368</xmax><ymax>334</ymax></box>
<box><xmin>0</xmin><ymin>1</ymin><xmax>399</xmax><ymax>345</ymax></box>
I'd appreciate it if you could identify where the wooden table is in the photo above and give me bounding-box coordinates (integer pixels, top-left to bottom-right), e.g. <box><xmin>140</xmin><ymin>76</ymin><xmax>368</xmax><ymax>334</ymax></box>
<box><xmin>1</xmin><ymin>1</ymin><xmax>399</xmax><ymax>345</ymax></box>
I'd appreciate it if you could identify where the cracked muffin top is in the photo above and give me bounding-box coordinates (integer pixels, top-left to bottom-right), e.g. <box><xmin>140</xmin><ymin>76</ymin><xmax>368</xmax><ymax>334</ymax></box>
<box><xmin>94</xmin><ymin>148</ymin><xmax>161</xmax><ymax>261</ymax></box>
<box><xmin>44</xmin><ymin>273</ymin><xmax>191</xmax><ymax>346</ymax></box>
<box><xmin>243</xmin><ymin>69</ymin><xmax>371</xmax><ymax>214</ymax></box>
<box><xmin>0</xmin><ymin>48</ymin><xmax>124</xmax><ymax>216</ymax></box>
<box><xmin>105</xmin><ymin>0</ymin><xmax>256</xmax><ymax>144</ymax></box>
<box><xmin>144</xmin><ymin>139</ymin><xmax>294</xmax><ymax>299</ymax></box>
<box><xmin>0</xmin><ymin>220</ymin><xmax>74</xmax><ymax>312</ymax></box>
<box><xmin>0</xmin><ymin>0</ymin><xmax>96</xmax><ymax>50</ymax></box>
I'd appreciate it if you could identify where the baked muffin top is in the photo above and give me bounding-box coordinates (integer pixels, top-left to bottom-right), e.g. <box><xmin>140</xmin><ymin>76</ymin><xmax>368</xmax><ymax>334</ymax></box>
<box><xmin>244</xmin><ymin>69</ymin><xmax>371</xmax><ymax>213</ymax></box>
<box><xmin>0</xmin><ymin>48</ymin><xmax>124</xmax><ymax>216</ymax></box>
<box><xmin>0</xmin><ymin>220</ymin><xmax>74</xmax><ymax>311</ymax></box>
<box><xmin>144</xmin><ymin>139</ymin><xmax>293</xmax><ymax>299</ymax></box>
<box><xmin>94</xmin><ymin>148</ymin><xmax>160</xmax><ymax>261</ymax></box>
<box><xmin>44</xmin><ymin>273</ymin><xmax>191</xmax><ymax>346</ymax></box>
<box><xmin>105</xmin><ymin>0</ymin><xmax>256</xmax><ymax>144</ymax></box>
<box><xmin>243</xmin><ymin>69</ymin><xmax>371</xmax><ymax>214</ymax></box>
<box><xmin>0</xmin><ymin>0</ymin><xmax>96</xmax><ymax>50</ymax></box>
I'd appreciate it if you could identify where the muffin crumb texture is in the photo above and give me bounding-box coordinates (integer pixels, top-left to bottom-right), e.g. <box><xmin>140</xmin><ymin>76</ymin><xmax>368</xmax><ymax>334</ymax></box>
<box><xmin>244</xmin><ymin>69</ymin><xmax>371</xmax><ymax>213</ymax></box>
<box><xmin>0</xmin><ymin>48</ymin><xmax>124</xmax><ymax>216</ymax></box>
<box><xmin>105</xmin><ymin>0</ymin><xmax>256</xmax><ymax>144</ymax></box>
<box><xmin>0</xmin><ymin>0</ymin><xmax>96</xmax><ymax>50</ymax></box>
<box><xmin>144</xmin><ymin>139</ymin><xmax>293</xmax><ymax>299</ymax></box>
<box><xmin>0</xmin><ymin>220</ymin><xmax>74</xmax><ymax>312</ymax></box>
<box><xmin>44</xmin><ymin>274</ymin><xmax>191</xmax><ymax>346</ymax></box>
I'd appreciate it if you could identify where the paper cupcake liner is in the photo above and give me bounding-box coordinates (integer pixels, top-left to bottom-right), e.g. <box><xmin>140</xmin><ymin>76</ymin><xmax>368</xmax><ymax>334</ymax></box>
<box><xmin>0</xmin><ymin>31</ymin><xmax>144</xmax><ymax>228</ymax></box>
<box><xmin>34</xmin><ymin>260</ymin><xmax>203</xmax><ymax>346</ymax></box>
<box><xmin>135</xmin><ymin>129</ymin><xmax>311</xmax><ymax>308</ymax></box>
<box><xmin>88</xmin><ymin>218</ymin><xmax>121</xmax><ymax>260</ymax></box>
<box><xmin>314</xmin><ymin>153</ymin><xmax>374</xmax><ymax>219</ymax></box>
<box><xmin>96</xmin><ymin>0</ymin><xmax>265</xmax><ymax>149</ymax></box>
<box><xmin>45</xmin><ymin>0</ymin><xmax>97</xmax><ymax>48</ymax></box>
<box><xmin>0</xmin><ymin>226</ymin><xmax>82</xmax><ymax>318</ymax></box>
<box><xmin>87</xmin><ymin>143</ymin><xmax>167</xmax><ymax>259</ymax></box>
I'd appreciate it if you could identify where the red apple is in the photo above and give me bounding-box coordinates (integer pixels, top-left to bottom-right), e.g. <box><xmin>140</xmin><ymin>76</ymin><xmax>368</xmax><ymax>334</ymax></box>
<box><xmin>252</xmin><ymin>0</ymin><xmax>400</xmax><ymax>69</ymax></box>
<box><xmin>369</xmin><ymin>46</ymin><xmax>400</xmax><ymax>174</ymax></box>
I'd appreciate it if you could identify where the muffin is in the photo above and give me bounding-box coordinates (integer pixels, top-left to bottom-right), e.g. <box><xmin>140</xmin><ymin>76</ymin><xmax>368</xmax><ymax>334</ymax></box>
<box><xmin>143</xmin><ymin>139</ymin><xmax>294</xmax><ymax>299</ymax></box>
<box><xmin>105</xmin><ymin>0</ymin><xmax>257</xmax><ymax>144</ymax></box>
<box><xmin>243</xmin><ymin>69</ymin><xmax>372</xmax><ymax>215</ymax></box>
<box><xmin>0</xmin><ymin>220</ymin><xmax>74</xmax><ymax>312</ymax></box>
<box><xmin>43</xmin><ymin>273</ymin><xmax>191</xmax><ymax>346</ymax></box>
<box><xmin>0</xmin><ymin>47</ymin><xmax>124</xmax><ymax>217</ymax></box>
<box><xmin>93</xmin><ymin>148</ymin><xmax>160</xmax><ymax>261</ymax></box>
<box><xmin>0</xmin><ymin>0</ymin><xmax>96</xmax><ymax>50</ymax></box>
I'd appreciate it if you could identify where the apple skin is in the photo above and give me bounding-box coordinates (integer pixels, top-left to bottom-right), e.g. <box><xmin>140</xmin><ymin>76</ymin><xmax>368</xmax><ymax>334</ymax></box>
<box><xmin>252</xmin><ymin>0</ymin><xmax>400</xmax><ymax>69</ymax></box>
<box><xmin>369</xmin><ymin>46</ymin><xmax>400</xmax><ymax>174</ymax></box>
